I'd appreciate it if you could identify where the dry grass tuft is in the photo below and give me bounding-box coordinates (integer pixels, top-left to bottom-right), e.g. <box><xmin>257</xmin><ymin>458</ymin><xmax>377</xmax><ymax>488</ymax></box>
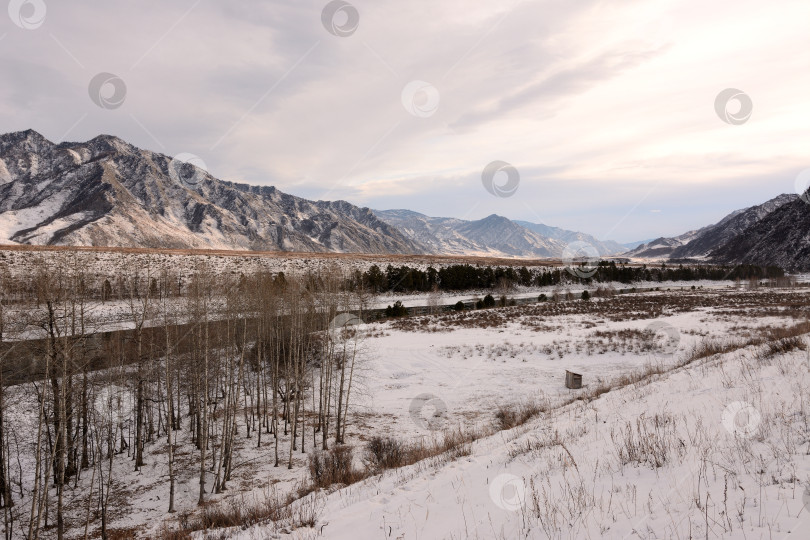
<box><xmin>495</xmin><ymin>400</ymin><xmax>547</xmax><ymax>430</ymax></box>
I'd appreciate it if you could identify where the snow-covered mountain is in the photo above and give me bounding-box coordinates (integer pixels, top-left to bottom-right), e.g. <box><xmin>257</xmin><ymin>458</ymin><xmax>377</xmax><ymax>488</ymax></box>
<box><xmin>372</xmin><ymin>209</ymin><xmax>564</xmax><ymax>257</ymax></box>
<box><xmin>513</xmin><ymin>220</ymin><xmax>627</xmax><ymax>256</ymax></box>
<box><xmin>373</xmin><ymin>210</ymin><xmax>626</xmax><ymax>258</ymax></box>
<box><xmin>0</xmin><ymin>130</ymin><xmax>421</xmax><ymax>254</ymax></box>
<box><xmin>625</xmin><ymin>193</ymin><xmax>801</xmax><ymax>266</ymax></box>
<box><xmin>5</xmin><ymin>130</ymin><xmax>801</xmax><ymax>267</ymax></box>
<box><xmin>669</xmin><ymin>194</ymin><xmax>797</xmax><ymax>259</ymax></box>
<box><xmin>624</xmin><ymin>230</ymin><xmax>704</xmax><ymax>258</ymax></box>
<box><xmin>710</xmin><ymin>194</ymin><xmax>810</xmax><ymax>270</ymax></box>
<box><xmin>454</xmin><ymin>214</ymin><xmax>565</xmax><ymax>257</ymax></box>
<box><xmin>0</xmin><ymin>130</ymin><xmax>631</xmax><ymax>259</ymax></box>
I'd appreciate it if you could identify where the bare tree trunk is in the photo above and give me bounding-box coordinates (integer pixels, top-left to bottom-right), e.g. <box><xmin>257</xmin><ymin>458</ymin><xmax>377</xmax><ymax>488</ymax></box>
<box><xmin>0</xmin><ymin>295</ymin><xmax>12</xmax><ymax>509</ymax></box>
<box><xmin>121</xmin><ymin>266</ymin><xmax>154</xmax><ymax>472</ymax></box>
<box><xmin>198</xmin><ymin>274</ymin><xmax>210</xmax><ymax>506</ymax></box>
<box><xmin>163</xmin><ymin>291</ymin><xmax>176</xmax><ymax>513</ymax></box>
<box><xmin>27</xmin><ymin>380</ymin><xmax>47</xmax><ymax>540</ymax></box>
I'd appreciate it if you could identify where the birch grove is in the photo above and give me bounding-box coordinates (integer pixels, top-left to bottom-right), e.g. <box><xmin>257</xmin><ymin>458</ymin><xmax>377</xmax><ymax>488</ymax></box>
<box><xmin>0</xmin><ymin>257</ymin><xmax>368</xmax><ymax>539</ymax></box>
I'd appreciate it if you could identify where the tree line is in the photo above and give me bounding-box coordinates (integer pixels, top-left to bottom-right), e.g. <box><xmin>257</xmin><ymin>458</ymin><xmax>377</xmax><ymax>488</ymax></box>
<box><xmin>346</xmin><ymin>262</ymin><xmax>784</xmax><ymax>293</ymax></box>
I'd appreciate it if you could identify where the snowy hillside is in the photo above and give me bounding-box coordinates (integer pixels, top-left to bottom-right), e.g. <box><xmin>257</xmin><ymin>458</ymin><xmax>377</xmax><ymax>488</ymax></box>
<box><xmin>232</xmin><ymin>301</ymin><xmax>810</xmax><ymax>539</ymax></box>
<box><xmin>2</xmin><ymin>246</ymin><xmax>809</xmax><ymax>540</ymax></box>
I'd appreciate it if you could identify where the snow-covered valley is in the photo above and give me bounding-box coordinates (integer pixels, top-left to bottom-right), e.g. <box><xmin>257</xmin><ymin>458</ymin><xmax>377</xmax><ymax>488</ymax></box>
<box><xmin>1</xmin><ymin>278</ymin><xmax>809</xmax><ymax>539</ymax></box>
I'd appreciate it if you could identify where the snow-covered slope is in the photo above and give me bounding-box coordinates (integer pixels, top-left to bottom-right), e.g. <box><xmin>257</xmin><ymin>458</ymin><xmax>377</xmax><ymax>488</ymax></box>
<box><xmin>0</xmin><ymin>130</ymin><xmax>421</xmax><ymax>254</ymax></box>
<box><xmin>235</xmin><ymin>327</ymin><xmax>810</xmax><ymax>539</ymax></box>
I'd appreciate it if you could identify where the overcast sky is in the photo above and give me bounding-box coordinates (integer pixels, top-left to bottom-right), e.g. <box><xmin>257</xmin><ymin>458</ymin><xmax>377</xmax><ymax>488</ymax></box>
<box><xmin>1</xmin><ymin>0</ymin><xmax>808</xmax><ymax>242</ymax></box>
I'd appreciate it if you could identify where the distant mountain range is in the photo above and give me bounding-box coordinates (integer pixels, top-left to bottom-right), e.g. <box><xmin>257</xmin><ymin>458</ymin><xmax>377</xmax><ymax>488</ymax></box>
<box><xmin>513</xmin><ymin>221</ymin><xmax>627</xmax><ymax>255</ymax></box>
<box><xmin>371</xmin><ymin>210</ymin><xmax>626</xmax><ymax>258</ymax></box>
<box><xmin>621</xmin><ymin>239</ymin><xmax>655</xmax><ymax>250</ymax></box>
<box><xmin>0</xmin><ymin>130</ymin><xmax>420</xmax><ymax>253</ymax></box>
<box><xmin>622</xmin><ymin>230</ymin><xmax>704</xmax><ymax>259</ymax></box>
<box><xmin>0</xmin><ymin>130</ymin><xmax>628</xmax><ymax>258</ymax></box>
<box><xmin>1</xmin><ymin>130</ymin><xmax>806</xmax><ymax>269</ymax></box>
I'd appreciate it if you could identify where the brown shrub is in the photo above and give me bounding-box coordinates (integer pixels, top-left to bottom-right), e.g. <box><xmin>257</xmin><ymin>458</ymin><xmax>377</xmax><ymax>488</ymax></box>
<box><xmin>309</xmin><ymin>445</ymin><xmax>362</xmax><ymax>489</ymax></box>
<box><xmin>157</xmin><ymin>491</ymin><xmax>320</xmax><ymax>539</ymax></box>
<box><xmin>365</xmin><ymin>436</ymin><xmax>406</xmax><ymax>471</ymax></box>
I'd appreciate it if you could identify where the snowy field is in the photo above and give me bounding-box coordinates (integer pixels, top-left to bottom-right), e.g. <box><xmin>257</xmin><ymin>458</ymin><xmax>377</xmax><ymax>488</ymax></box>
<box><xmin>2</xmin><ymin>285</ymin><xmax>810</xmax><ymax>538</ymax></box>
<box><xmin>272</xmin><ymin>331</ymin><xmax>810</xmax><ymax>540</ymax></box>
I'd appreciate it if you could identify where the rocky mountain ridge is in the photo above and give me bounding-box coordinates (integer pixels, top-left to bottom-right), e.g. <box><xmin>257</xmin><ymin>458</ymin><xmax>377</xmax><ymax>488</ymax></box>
<box><xmin>0</xmin><ymin>130</ymin><xmax>421</xmax><ymax>254</ymax></box>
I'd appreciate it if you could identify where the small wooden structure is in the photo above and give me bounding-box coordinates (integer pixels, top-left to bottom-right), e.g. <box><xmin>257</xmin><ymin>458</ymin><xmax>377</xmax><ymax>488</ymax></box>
<box><xmin>565</xmin><ymin>370</ymin><xmax>583</xmax><ymax>389</ymax></box>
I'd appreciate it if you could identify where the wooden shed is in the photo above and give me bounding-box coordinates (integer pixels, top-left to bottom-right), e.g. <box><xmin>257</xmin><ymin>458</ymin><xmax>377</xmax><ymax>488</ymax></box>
<box><xmin>565</xmin><ymin>370</ymin><xmax>582</xmax><ymax>389</ymax></box>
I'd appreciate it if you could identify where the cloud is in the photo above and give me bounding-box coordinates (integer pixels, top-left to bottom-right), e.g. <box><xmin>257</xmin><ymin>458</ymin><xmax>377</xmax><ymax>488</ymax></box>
<box><xmin>451</xmin><ymin>46</ymin><xmax>666</xmax><ymax>132</ymax></box>
<box><xmin>0</xmin><ymin>0</ymin><xmax>808</xmax><ymax>242</ymax></box>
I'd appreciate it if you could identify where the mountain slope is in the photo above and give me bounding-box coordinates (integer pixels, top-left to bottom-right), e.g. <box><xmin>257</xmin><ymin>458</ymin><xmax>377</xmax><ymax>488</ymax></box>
<box><xmin>623</xmin><ymin>229</ymin><xmax>704</xmax><ymax>258</ymax></box>
<box><xmin>625</xmin><ymin>194</ymin><xmax>796</xmax><ymax>261</ymax></box>
<box><xmin>455</xmin><ymin>214</ymin><xmax>565</xmax><ymax>257</ymax></box>
<box><xmin>710</xmin><ymin>195</ymin><xmax>810</xmax><ymax>270</ymax></box>
<box><xmin>373</xmin><ymin>209</ymin><xmax>568</xmax><ymax>258</ymax></box>
<box><xmin>0</xmin><ymin>130</ymin><xmax>421</xmax><ymax>254</ymax></box>
<box><xmin>368</xmin><ymin>209</ymin><xmax>487</xmax><ymax>255</ymax></box>
<box><xmin>669</xmin><ymin>194</ymin><xmax>797</xmax><ymax>259</ymax></box>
